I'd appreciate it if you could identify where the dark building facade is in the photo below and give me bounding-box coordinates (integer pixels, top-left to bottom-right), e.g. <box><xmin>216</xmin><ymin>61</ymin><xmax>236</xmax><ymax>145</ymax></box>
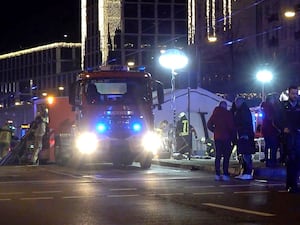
<box><xmin>81</xmin><ymin>0</ymin><xmax>189</xmax><ymax>87</ymax></box>
<box><xmin>0</xmin><ymin>42</ymin><xmax>81</xmax><ymax>106</ymax></box>
<box><xmin>1</xmin><ymin>0</ymin><xmax>300</xmax><ymax>108</ymax></box>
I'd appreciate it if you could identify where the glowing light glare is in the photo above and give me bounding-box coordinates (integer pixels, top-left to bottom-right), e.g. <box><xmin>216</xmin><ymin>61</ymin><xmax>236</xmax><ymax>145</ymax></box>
<box><xmin>284</xmin><ymin>10</ymin><xmax>296</xmax><ymax>18</ymax></box>
<box><xmin>256</xmin><ymin>70</ymin><xmax>273</xmax><ymax>83</ymax></box>
<box><xmin>47</xmin><ymin>96</ymin><xmax>54</xmax><ymax>105</ymax></box>
<box><xmin>97</xmin><ymin>123</ymin><xmax>107</xmax><ymax>133</ymax></box>
<box><xmin>75</xmin><ymin>132</ymin><xmax>98</xmax><ymax>154</ymax></box>
<box><xmin>132</xmin><ymin>122</ymin><xmax>142</xmax><ymax>132</ymax></box>
<box><xmin>159</xmin><ymin>49</ymin><xmax>188</xmax><ymax>70</ymax></box>
<box><xmin>208</xmin><ymin>36</ymin><xmax>217</xmax><ymax>42</ymax></box>
<box><xmin>142</xmin><ymin>132</ymin><xmax>162</xmax><ymax>154</ymax></box>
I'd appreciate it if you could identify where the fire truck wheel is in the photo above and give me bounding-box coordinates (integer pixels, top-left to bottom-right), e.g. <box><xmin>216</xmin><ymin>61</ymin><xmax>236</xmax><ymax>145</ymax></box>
<box><xmin>140</xmin><ymin>157</ymin><xmax>152</xmax><ymax>169</ymax></box>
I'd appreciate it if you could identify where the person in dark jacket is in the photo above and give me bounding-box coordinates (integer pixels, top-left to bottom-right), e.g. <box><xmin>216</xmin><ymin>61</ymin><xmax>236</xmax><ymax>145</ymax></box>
<box><xmin>279</xmin><ymin>86</ymin><xmax>300</xmax><ymax>193</ymax></box>
<box><xmin>233</xmin><ymin>97</ymin><xmax>255</xmax><ymax>180</ymax></box>
<box><xmin>207</xmin><ymin>101</ymin><xmax>235</xmax><ymax>181</ymax></box>
<box><xmin>261</xmin><ymin>94</ymin><xmax>281</xmax><ymax>167</ymax></box>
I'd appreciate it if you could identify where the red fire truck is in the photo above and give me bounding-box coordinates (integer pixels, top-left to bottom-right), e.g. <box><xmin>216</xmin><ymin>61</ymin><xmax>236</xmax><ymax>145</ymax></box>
<box><xmin>50</xmin><ymin>67</ymin><xmax>164</xmax><ymax>168</ymax></box>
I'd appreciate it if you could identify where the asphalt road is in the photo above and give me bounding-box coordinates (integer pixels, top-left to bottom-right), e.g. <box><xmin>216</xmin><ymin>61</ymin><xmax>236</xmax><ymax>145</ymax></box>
<box><xmin>0</xmin><ymin>163</ymin><xmax>299</xmax><ymax>225</ymax></box>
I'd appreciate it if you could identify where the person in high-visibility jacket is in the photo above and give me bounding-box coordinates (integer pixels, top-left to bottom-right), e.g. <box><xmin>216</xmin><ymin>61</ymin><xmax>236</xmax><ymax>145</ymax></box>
<box><xmin>175</xmin><ymin>112</ymin><xmax>197</xmax><ymax>155</ymax></box>
<box><xmin>0</xmin><ymin>122</ymin><xmax>12</xmax><ymax>160</ymax></box>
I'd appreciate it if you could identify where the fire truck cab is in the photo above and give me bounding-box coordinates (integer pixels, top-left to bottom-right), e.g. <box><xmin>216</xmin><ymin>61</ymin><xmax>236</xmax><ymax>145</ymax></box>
<box><xmin>67</xmin><ymin>67</ymin><xmax>164</xmax><ymax>168</ymax></box>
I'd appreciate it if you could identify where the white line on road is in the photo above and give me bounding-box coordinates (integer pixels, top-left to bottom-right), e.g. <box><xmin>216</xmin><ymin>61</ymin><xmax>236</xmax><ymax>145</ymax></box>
<box><xmin>108</xmin><ymin>194</ymin><xmax>140</xmax><ymax>198</ymax></box>
<box><xmin>110</xmin><ymin>188</ymin><xmax>137</xmax><ymax>191</ymax></box>
<box><xmin>202</xmin><ymin>203</ymin><xmax>276</xmax><ymax>217</ymax></box>
<box><xmin>219</xmin><ymin>184</ymin><xmax>251</xmax><ymax>188</ymax></box>
<box><xmin>63</xmin><ymin>195</ymin><xmax>97</xmax><ymax>199</ymax></box>
<box><xmin>20</xmin><ymin>197</ymin><xmax>53</xmax><ymax>200</ymax></box>
<box><xmin>0</xmin><ymin>192</ymin><xmax>24</xmax><ymax>195</ymax></box>
<box><xmin>184</xmin><ymin>185</ymin><xmax>215</xmax><ymax>189</ymax></box>
<box><xmin>32</xmin><ymin>190</ymin><xmax>62</xmax><ymax>194</ymax></box>
<box><xmin>234</xmin><ymin>190</ymin><xmax>270</xmax><ymax>194</ymax></box>
<box><xmin>148</xmin><ymin>193</ymin><xmax>184</xmax><ymax>196</ymax></box>
<box><xmin>0</xmin><ymin>198</ymin><xmax>11</xmax><ymax>201</ymax></box>
<box><xmin>193</xmin><ymin>192</ymin><xmax>224</xmax><ymax>195</ymax></box>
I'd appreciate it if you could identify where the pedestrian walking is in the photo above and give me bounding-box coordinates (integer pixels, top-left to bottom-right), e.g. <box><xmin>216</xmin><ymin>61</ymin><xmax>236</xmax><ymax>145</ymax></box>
<box><xmin>233</xmin><ymin>96</ymin><xmax>256</xmax><ymax>180</ymax></box>
<box><xmin>279</xmin><ymin>85</ymin><xmax>300</xmax><ymax>193</ymax></box>
<box><xmin>261</xmin><ymin>93</ymin><xmax>281</xmax><ymax>167</ymax></box>
<box><xmin>207</xmin><ymin>101</ymin><xmax>235</xmax><ymax>181</ymax></box>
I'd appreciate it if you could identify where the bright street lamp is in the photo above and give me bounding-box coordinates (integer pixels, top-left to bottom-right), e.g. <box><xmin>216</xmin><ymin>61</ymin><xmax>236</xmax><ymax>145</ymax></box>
<box><xmin>256</xmin><ymin>69</ymin><xmax>273</xmax><ymax>102</ymax></box>
<box><xmin>159</xmin><ymin>49</ymin><xmax>188</xmax><ymax>156</ymax></box>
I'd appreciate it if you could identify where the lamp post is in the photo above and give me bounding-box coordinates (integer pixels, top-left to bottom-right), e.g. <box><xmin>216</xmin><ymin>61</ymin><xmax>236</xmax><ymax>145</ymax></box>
<box><xmin>159</xmin><ymin>49</ymin><xmax>188</xmax><ymax>157</ymax></box>
<box><xmin>256</xmin><ymin>69</ymin><xmax>273</xmax><ymax>102</ymax></box>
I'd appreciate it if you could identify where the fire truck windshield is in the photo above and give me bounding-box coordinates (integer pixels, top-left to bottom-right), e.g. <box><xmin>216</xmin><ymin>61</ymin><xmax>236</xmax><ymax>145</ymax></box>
<box><xmin>85</xmin><ymin>78</ymin><xmax>149</xmax><ymax>104</ymax></box>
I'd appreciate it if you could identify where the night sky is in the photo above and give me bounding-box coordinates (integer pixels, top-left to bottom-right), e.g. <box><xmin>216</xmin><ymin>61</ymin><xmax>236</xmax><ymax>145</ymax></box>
<box><xmin>0</xmin><ymin>0</ymin><xmax>80</xmax><ymax>54</ymax></box>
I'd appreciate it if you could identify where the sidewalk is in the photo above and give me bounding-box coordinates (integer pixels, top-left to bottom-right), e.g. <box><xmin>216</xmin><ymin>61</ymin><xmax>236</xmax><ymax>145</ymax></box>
<box><xmin>152</xmin><ymin>156</ymin><xmax>286</xmax><ymax>181</ymax></box>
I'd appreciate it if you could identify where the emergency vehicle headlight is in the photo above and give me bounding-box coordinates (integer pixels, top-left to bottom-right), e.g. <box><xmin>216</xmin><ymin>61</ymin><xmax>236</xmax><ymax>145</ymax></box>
<box><xmin>142</xmin><ymin>132</ymin><xmax>162</xmax><ymax>154</ymax></box>
<box><xmin>97</xmin><ymin>122</ymin><xmax>107</xmax><ymax>133</ymax></box>
<box><xmin>75</xmin><ymin>132</ymin><xmax>98</xmax><ymax>154</ymax></box>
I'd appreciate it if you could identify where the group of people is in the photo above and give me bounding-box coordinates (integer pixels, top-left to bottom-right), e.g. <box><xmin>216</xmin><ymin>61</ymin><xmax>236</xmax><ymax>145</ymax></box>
<box><xmin>0</xmin><ymin>108</ymin><xmax>48</xmax><ymax>165</ymax></box>
<box><xmin>207</xmin><ymin>97</ymin><xmax>255</xmax><ymax>181</ymax></box>
<box><xmin>208</xmin><ymin>85</ymin><xmax>300</xmax><ymax>193</ymax></box>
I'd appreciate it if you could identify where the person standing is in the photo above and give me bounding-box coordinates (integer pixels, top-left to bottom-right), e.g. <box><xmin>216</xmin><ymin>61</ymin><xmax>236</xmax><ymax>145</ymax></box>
<box><xmin>261</xmin><ymin>94</ymin><xmax>281</xmax><ymax>167</ymax></box>
<box><xmin>175</xmin><ymin>112</ymin><xmax>197</xmax><ymax>158</ymax></box>
<box><xmin>31</xmin><ymin>114</ymin><xmax>47</xmax><ymax>165</ymax></box>
<box><xmin>207</xmin><ymin>101</ymin><xmax>235</xmax><ymax>181</ymax></box>
<box><xmin>0</xmin><ymin>121</ymin><xmax>12</xmax><ymax>160</ymax></box>
<box><xmin>233</xmin><ymin>96</ymin><xmax>256</xmax><ymax>180</ymax></box>
<box><xmin>280</xmin><ymin>86</ymin><xmax>300</xmax><ymax>193</ymax></box>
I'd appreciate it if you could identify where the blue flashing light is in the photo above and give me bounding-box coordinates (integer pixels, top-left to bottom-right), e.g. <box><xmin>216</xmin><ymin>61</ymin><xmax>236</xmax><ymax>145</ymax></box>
<box><xmin>97</xmin><ymin>123</ymin><xmax>107</xmax><ymax>133</ymax></box>
<box><xmin>259</xmin><ymin>113</ymin><xmax>263</xmax><ymax>117</ymax></box>
<box><xmin>138</xmin><ymin>66</ymin><xmax>145</xmax><ymax>72</ymax></box>
<box><xmin>132</xmin><ymin>122</ymin><xmax>142</xmax><ymax>132</ymax></box>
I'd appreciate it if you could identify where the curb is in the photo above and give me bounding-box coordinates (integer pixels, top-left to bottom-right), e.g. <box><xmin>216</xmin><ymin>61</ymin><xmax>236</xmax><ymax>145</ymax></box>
<box><xmin>152</xmin><ymin>159</ymin><xmax>286</xmax><ymax>181</ymax></box>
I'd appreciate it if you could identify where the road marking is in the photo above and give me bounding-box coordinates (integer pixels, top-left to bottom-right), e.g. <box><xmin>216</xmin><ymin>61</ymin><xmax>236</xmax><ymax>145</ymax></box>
<box><xmin>202</xmin><ymin>203</ymin><xmax>276</xmax><ymax>217</ymax></box>
<box><xmin>219</xmin><ymin>184</ymin><xmax>251</xmax><ymax>188</ymax></box>
<box><xmin>63</xmin><ymin>195</ymin><xmax>97</xmax><ymax>199</ymax></box>
<box><xmin>148</xmin><ymin>193</ymin><xmax>184</xmax><ymax>197</ymax></box>
<box><xmin>110</xmin><ymin>188</ymin><xmax>137</xmax><ymax>191</ymax></box>
<box><xmin>185</xmin><ymin>185</ymin><xmax>215</xmax><ymax>189</ymax></box>
<box><xmin>234</xmin><ymin>190</ymin><xmax>269</xmax><ymax>194</ymax></box>
<box><xmin>20</xmin><ymin>197</ymin><xmax>53</xmax><ymax>200</ymax></box>
<box><xmin>0</xmin><ymin>192</ymin><xmax>24</xmax><ymax>195</ymax></box>
<box><xmin>193</xmin><ymin>192</ymin><xmax>224</xmax><ymax>195</ymax></box>
<box><xmin>0</xmin><ymin>198</ymin><xmax>11</xmax><ymax>201</ymax></box>
<box><xmin>108</xmin><ymin>194</ymin><xmax>140</xmax><ymax>198</ymax></box>
<box><xmin>32</xmin><ymin>190</ymin><xmax>62</xmax><ymax>194</ymax></box>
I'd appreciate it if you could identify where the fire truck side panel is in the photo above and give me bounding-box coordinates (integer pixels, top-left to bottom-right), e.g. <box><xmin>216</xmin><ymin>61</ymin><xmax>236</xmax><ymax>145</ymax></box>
<box><xmin>36</xmin><ymin>97</ymin><xmax>75</xmax><ymax>163</ymax></box>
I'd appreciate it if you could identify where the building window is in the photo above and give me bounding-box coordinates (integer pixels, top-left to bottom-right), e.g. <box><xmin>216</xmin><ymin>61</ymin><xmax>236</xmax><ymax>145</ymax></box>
<box><xmin>175</xmin><ymin>21</ymin><xmax>187</xmax><ymax>34</ymax></box>
<box><xmin>124</xmin><ymin>35</ymin><xmax>138</xmax><ymax>49</ymax></box>
<box><xmin>141</xmin><ymin>4</ymin><xmax>154</xmax><ymax>18</ymax></box>
<box><xmin>142</xmin><ymin>20</ymin><xmax>155</xmax><ymax>34</ymax></box>
<box><xmin>124</xmin><ymin>3</ymin><xmax>138</xmax><ymax>17</ymax></box>
<box><xmin>174</xmin><ymin>5</ymin><xmax>186</xmax><ymax>19</ymax></box>
<box><xmin>158</xmin><ymin>21</ymin><xmax>172</xmax><ymax>34</ymax></box>
<box><xmin>157</xmin><ymin>5</ymin><xmax>171</xmax><ymax>18</ymax></box>
<box><xmin>141</xmin><ymin>35</ymin><xmax>154</xmax><ymax>48</ymax></box>
<box><xmin>125</xmin><ymin>20</ymin><xmax>139</xmax><ymax>33</ymax></box>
